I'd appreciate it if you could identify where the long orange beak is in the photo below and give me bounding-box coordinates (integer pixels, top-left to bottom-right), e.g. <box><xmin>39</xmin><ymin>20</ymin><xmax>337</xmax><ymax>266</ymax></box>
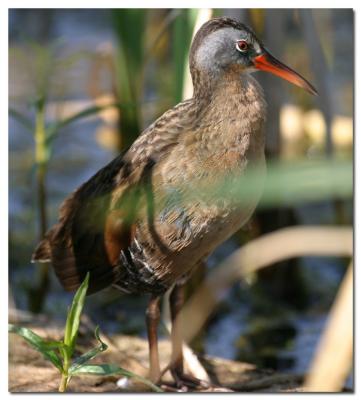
<box><xmin>254</xmin><ymin>52</ymin><xmax>318</xmax><ymax>95</ymax></box>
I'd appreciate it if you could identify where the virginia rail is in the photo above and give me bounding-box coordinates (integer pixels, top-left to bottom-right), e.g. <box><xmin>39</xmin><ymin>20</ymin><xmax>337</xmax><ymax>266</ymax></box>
<box><xmin>33</xmin><ymin>17</ymin><xmax>317</xmax><ymax>390</ymax></box>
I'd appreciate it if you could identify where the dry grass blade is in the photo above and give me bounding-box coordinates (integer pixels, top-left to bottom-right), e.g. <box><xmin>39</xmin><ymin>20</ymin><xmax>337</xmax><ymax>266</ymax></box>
<box><xmin>161</xmin><ymin>304</ymin><xmax>211</xmax><ymax>383</ymax></box>
<box><xmin>304</xmin><ymin>263</ymin><xmax>353</xmax><ymax>392</ymax></box>
<box><xmin>172</xmin><ymin>226</ymin><xmax>352</xmax><ymax>363</ymax></box>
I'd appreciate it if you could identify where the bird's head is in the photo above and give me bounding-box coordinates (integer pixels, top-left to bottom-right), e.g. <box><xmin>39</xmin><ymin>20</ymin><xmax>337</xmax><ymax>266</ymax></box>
<box><xmin>190</xmin><ymin>17</ymin><xmax>317</xmax><ymax>96</ymax></box>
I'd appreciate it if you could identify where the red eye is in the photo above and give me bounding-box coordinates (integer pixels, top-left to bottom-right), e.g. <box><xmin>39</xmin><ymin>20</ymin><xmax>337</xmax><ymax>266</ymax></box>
<box><xmin>236</xmin><ymin>40</ymin><xmax>249</xmax><ymax>52</ymax></box>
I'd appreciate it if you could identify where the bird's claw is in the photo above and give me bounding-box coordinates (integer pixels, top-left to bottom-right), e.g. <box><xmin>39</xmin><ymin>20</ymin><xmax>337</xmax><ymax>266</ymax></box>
<box><xmin>160</xmin><ymin>369</ymin><xmax>210</xmax><ymax>392</ymax></box>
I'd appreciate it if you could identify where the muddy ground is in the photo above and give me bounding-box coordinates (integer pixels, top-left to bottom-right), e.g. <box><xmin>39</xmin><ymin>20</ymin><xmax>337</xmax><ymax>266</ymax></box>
<box><xmin>8</xmin><ymin>310</ymin><xmax>309</xmax><ymax>393</ymax></box>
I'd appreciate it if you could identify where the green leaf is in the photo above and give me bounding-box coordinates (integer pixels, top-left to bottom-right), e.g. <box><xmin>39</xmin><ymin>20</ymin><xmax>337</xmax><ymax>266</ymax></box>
<box><xmin>172</xmin><ymin>9</ymin><xmax>197</xmax><ymax>103</ymax></box>
<box><xmin>36</xmin><ymin>339</ymin><xmax>67</xmax><ymax>351</ymax></box>
<box><xmin>112</xmin><ymin>9</ymin><xmax>146</xmax><ymax>79</ymax></box>
<box><xmin>68</xmin><ymin>326</ymin><xmax>108</xmax><ymax>375</ymax></box>
<box><xmin>9</xmin><ymin>108</ymin><xmax>33</xmax><ymax>132</ymax></box>
<box><xmin>9</xmin><ymin>324</ymin><xmax>63</xmax><ymax>372</ymax></box>
<box><xmin>111</xmin><ymin>9</ymin><xmax>146</xmax><ymax>148</ymax></box>
<box><xmin>46</xmin><ymin>103</ymin><xmax>122</xmax><ymax>144</ymax></box>
<box><xmin>71</xmin><ymin>364</ymin><xmax>163</xmax><ymax>392</ymax></box>
<box><xmin>175</xmin><ymin>159</ymin><xmax>352</xmax><ymax>210</ymax></box>
<box><xmin>63</xmin><ymin>272</ymin><xmax>89</xmax><ymax>355</ymax></box>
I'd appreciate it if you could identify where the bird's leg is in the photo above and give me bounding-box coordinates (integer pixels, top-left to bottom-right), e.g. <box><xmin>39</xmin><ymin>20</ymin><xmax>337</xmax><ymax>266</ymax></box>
<box><xmin>145</xmin><ymin>294</ymin><xmax>161</xmax><ymax>383</ymax></box>
<box><xmin>169</xmin><ymin>282</ymin><xmax>185</xmax><ymax>379</ymax></box>
<box><xmin>169</xmin><ymin>282</ymin><xmax>209</xmax><ymax>390</ymax></box>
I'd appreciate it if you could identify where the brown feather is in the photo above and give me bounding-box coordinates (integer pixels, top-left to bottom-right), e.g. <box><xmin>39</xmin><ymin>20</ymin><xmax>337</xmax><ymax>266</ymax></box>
<box><xmin>104</xmin><ymin>210</ymin><xmax>136</xmax><ymax>265</ymax></box>
<box><xmin>35</xmin><ymin>154</ymin><xmax>130</xmax><ymax>294</ymax></box>
<box><xmin>32</xmin><ymin>237</ymin><xmax>51</xmax><ymax>262</ymax></box>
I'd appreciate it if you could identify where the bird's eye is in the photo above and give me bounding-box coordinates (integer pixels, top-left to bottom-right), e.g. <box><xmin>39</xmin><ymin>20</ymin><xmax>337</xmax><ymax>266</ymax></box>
<box><xmin>236</xmin><ymin>40</ymin><xmax>249</xmax><ymax>53</ymax></box>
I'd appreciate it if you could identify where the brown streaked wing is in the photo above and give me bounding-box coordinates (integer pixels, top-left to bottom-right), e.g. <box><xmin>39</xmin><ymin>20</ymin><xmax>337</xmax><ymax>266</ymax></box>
<box><xmin>33</xmin><ymin>154</ymin><xmax>130</xmax><ymax>294</ymax></box>
<box><xmin>32</xmin><ymin>97</ymin><xmax>197</xmax><ymax>294</ymax></box>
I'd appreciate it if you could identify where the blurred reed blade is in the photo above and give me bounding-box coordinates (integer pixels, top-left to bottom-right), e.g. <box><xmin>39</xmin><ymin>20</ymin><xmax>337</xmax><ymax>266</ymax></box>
<box><xmin>29</xmin><ymin>95</ymin><xmax>51</xmax><ymax>314</ymax></box>
<box><xmin>181</xmin><ymin>9</ymin><xmax>213</xmax><ymax>100</ymax></box>
<box><xmin>305</xmin><ymin>263</ymin><xmax>353</xmax><ymax>392</ymax></box>
<box><xmin>143</xmin><ymin>9</ymin><xmax>180</xmax><ymax>62</ymax></box>
<box><xmin>10</xmin><ymin>41</ymin><xmax>90</xmax><ymax>313</ymax></box>
<box><xmin>298</xmin><ymin>10</ymin><xmax>334</xmax><ymax>157</ymax></box>
<box><xmin>70</xmin><ymin>159</ymin><xmax>352</xmax><ymax>236</ymax></box>
<box><xmin>46</xmin><ymin>102</ymin><xmax>122</xmax><ymax>145</ymax></box>
<box><xmin>171</xmin><ymin>226</ymin><xmax>353</xmax><ymax>365</ymax></box>
<box><xmin>257</xmin><ymin>159</ymin><xmax>352</xmax><ymax>207</ymax></box>
<box><xmin>172</xmin><ymin>9</ymin><xmax>199</xmax><ymax>103</ymax></box>
<box><xmin>9</xmin><ymin>108</ymin><xmax>33</xmax><ymax>132</ymax></box>
<box><xmin>111</xmin><ymin>9</ymin><xmax>146</xmax><ymax>149</ymax></box>
<box><xmin>176</xmin><ymin>159</ymin><xmax>352</xmax><ymax>210</ymax></box>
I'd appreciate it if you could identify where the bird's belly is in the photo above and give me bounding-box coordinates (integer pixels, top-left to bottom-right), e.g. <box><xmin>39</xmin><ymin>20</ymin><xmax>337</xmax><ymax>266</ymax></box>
<box><xmin>134</xmin><ymin>154</ymin><xmax>266</xmax><ymax>287</ymax></box>
<box><xmin>175</xmin><ymin>167</ymin><xmax>265</xmax><ymax>259</ymax></box>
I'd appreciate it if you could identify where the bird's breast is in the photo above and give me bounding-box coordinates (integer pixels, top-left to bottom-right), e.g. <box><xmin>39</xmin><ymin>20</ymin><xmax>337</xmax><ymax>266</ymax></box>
<box><xmin>133</xmin><ymin>75</ymin><xmax>267</xmax><ymax>286</ymax></box>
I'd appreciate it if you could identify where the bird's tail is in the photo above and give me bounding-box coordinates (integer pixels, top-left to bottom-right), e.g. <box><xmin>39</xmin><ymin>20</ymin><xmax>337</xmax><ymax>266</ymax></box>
<box><xmin>32</xmin><ymin>237</ymin><xmax>51</xmax><ymax>263</ymax></box>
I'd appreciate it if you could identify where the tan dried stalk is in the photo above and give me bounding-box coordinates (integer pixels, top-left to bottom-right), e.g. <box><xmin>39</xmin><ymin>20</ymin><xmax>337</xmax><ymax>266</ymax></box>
<box><xmin>172</xmin><ymin>226</ymin><xmax>353</xmax><ymax>389</ymax></box>
<box><xmin>305</xmin><ymin>263</ymin><xmax>353</xmax><ymax>392</ymax></box>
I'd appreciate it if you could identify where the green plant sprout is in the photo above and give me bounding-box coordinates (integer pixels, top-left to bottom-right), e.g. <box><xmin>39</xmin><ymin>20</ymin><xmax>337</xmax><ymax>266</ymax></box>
<box><xmin>8</xmin><ymin>273</ymin><xmax>162</xmax><ymax>393</ymax></box>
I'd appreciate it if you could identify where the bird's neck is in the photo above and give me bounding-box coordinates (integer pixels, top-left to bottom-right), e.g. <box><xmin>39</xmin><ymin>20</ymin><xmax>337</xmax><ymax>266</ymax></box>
<box><xmin>193</xmin><ymin>71</ymin><xmax>266</xmax><ymax>125</ymax></box>
<box><xmin>188</xmin><ymin>71</ymin><xmax>267</xmax><ymax>170</ymax></box>
<box><xmin>192</xmin><ymin>65</ymin><xmax>256</xmax><ymax>95</ymax></box>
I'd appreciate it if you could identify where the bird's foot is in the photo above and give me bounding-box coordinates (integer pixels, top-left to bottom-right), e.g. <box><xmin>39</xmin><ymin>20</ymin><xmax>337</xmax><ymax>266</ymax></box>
<box><xmin>160</xmin><ymin>369</ymin><xmax>210</xmax><ymax>392</ymax></box>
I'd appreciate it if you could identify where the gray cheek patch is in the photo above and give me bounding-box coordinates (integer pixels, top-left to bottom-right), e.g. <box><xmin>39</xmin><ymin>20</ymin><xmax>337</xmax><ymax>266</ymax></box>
<box><xmin>195</xmin><ymin>27</ymin><xmax>244</xmax><ymax>72</ymax></box>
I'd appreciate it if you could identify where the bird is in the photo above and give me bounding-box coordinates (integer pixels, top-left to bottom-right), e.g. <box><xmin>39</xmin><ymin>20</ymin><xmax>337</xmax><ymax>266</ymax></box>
<box><xmin>32</xmin><ymin>17</ymin><xmax>317</xmax><ymax>390</ymax></box>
